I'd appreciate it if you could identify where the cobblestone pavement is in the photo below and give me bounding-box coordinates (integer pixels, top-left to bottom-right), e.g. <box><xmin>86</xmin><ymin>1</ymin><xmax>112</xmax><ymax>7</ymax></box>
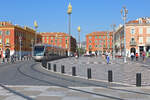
<box><xmin>47</xmin><ymin>56</ymin><xmax>150</xmax><ymax>86</ymax></box>
<box><xmin>1</xmin><ymin>85</ymin><xmax>150</xmax><ymax>100</ymax></box>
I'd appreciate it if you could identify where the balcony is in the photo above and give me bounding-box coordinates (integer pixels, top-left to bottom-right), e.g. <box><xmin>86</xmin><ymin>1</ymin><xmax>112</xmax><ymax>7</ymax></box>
<box><xmin>130</xmin><ymin>41</ymin><xmax>136</xmax><ymax>46</ymax></box>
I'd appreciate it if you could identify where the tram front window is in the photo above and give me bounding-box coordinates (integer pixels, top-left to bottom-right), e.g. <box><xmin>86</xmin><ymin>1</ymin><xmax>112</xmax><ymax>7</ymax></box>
<box><xmin>34</xmin><ymin>46</ymin><xmax>44</xmax><ymax>56</ymax></box>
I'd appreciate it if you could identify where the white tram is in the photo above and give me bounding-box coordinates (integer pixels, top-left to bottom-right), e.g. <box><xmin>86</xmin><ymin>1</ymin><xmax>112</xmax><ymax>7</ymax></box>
<box><xmin>33</xmin><ymin>44</ymin><xmax>67</xmax><ymax>61</ymax></box>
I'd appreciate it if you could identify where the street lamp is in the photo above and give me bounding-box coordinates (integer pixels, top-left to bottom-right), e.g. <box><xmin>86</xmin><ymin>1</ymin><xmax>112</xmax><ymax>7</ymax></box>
<box><xmin>77</xmin><ymin>26</ymin><xmax>81</xmax><ymax>57</ymax></box>
<box><xmin>107</xmin><ymin>32</ymin><xmax>109</xmax><ymax>52</ymax></box>
<box><xmin>19</xmin><ymin>36</ymin><xmax>22</xmax><ymax>60</ymax></box>
<box><xmin>31</xmin><ymin>39</ymin><xmax>34</xmax><ymax>57</ymax></box>
<box><xmin>111</xmin><ymin>24</ymin><xmax>116</xmax><ymax>60</ymax></box>
<box><xmin>2</xmin><ymin>31</ymin><xmax>5</xmax><ymax>58</ymax></box>
<box><xmin>34</xmin><ymin>20</ymin><xmax>38</xmax><ymax>44</ymax></box>
<box><xmin>121</xmin><ymin>6</ymin><xmax>128</xmax><ymax>63</ymax></box>
<box><xmin>67</xmin><ymin>2</ymin><xmax>72</xmax><ymax>56</ymax></box>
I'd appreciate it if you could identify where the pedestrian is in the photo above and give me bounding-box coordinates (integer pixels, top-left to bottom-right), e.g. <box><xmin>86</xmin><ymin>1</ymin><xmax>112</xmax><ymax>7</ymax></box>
<box><xmin>142</xmin><ymin>51</ymin><xmax>146</xmax><ymax>61</ymax></box>
<box><xmin>11</xmin><ymin>55</ymin><xmax>14</xmax><ymax>63</ymax></box>
<box><xmin>131</xmin><ymin>52</ymin><xmax>134</xmax><ymax>61</ymax></box>
<box><xmin>106</xmin><ymin>54</ymin><xmax>110</xmax><ymax>64</ymax></box>
<box><xmin>135</xmin><ymin>53</ymin><xmax>138</xmax><ymax>61</ymax></box>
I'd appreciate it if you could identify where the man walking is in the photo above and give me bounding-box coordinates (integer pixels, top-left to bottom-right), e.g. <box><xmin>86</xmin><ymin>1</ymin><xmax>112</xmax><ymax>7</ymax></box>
<box><xmin>142</xmin><ymin>51</ymin><xmax>146</xmax><ymax>61</ymax></box>
<box><xmin>131</xmin><ymin>52</ymin><xmax>134</xmax><ymax>61</ymax></box>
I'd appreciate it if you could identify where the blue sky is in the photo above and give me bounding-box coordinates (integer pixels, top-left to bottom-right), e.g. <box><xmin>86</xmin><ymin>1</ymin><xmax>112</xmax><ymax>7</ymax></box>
<box><xmin>0</xmin><ymin>0</ymin><xmax>150</xmax><ymax>41</ymax></box>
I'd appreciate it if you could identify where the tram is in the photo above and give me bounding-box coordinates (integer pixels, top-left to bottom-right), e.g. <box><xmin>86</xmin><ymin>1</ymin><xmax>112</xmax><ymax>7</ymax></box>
<box><xmin>33</xmin><ymin>44</ymin><xmax>67</xmax><ymax>61</ymax></box>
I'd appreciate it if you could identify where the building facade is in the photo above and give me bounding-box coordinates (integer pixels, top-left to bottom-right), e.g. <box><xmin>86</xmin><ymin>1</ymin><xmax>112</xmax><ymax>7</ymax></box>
<box><xmin>114</xmin><ymin>17</ymin><xmax>150</xmax><ymax>57</ymax></box>
<box><xmin>0</xmin><ymin>22</ymin><xmax>37</xmax><ymax>58</ymax></box>
<box><xmin>40</xmin><ymin>32</ymin><xmax>77</xmax><ymax>56</ymax></box>
<box><xmin>86</xmin><ymin>31</ymin><xmax>113</xmax><ymax>55</ymax></box>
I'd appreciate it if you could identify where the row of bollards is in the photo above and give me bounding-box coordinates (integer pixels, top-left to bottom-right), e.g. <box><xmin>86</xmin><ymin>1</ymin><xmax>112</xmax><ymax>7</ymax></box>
<box><xmin>43</xmin><ymin>62</ymin><xmax>142</xmax><ymax>87</ymax></box>
<box><xmin>1</xmin><ymin>56</ymin><xmax>32</xmax><ymax>63</ymax></box>
<box><xmin>44</xmin><ymin>62</ymin><xmax>92</xmax><ymax>79</ymax></box>
<box><xmin>107</xmin><ymin>70</ymin><xmax>141</xmax><ymax>87</ymax></box>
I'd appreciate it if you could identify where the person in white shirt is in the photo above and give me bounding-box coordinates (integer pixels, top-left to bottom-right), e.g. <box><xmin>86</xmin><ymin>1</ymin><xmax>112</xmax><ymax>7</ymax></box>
<box><xmin>131</xmin><ymin>52</ymin><xmax>134</xmax><ymax>61</ymax></box>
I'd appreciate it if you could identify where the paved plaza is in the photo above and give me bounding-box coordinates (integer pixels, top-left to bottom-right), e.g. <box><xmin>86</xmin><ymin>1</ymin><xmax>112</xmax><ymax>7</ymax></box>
<box><xmin>1</xmin><ymin>85</ymin><xmax>150</xmax><ymax>100</ymax></box>
<box><xmin>48</xmin><ymin>56</ymin><xmax>150</xmax><ymax>86</ymax></box>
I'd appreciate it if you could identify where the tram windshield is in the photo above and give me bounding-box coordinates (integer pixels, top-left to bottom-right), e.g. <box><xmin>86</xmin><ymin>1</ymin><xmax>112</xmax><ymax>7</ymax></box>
<box><xmin>34</xmin><ymin>46</ymin><xmax>45</xmax><ymax>56</ymax></box>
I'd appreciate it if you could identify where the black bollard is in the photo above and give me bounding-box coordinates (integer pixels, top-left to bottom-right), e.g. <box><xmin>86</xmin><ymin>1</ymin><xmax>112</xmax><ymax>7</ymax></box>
<box><xmin>41</xmin><ymin>59</ymin><xmax>47</xmax><ymax>68</ymax></box>
<box><xmin>87</xmin><ymin>68</ymin><xmax>92</xmax><ymax>79</ymax></box>
<box><xmin>136</xmin><ymin>73</ymin><xmax>141</xmax><ymax>87</ymax></box>
<box><xmin>61</xmin><ymin>65</ymin><xmax>65</xmax><ymax>73</ymax></box>
<box><xmin>72</xmin><ymin>67</ymin><xmax>76</xmax><ymax>76</ymax></box>
<box><xmin>53</xmin><ymin>64</ymin><xmax>57</xmax><ymax>72</ymax></box>
<box><xmin>108</xmin><ymin>70</ymin><xmax>113</xmax><ymax>82</ymax></box>
<box><xmin>48</xmin><ymin>63</ymin><xmax>51</xmax><ymax>70</ymax></box>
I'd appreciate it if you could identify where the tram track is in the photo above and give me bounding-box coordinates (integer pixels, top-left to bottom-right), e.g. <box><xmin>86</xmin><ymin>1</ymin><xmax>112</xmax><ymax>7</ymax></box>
<box><xmin>15</xmin><ymin>61</ymin><xmax>150</xmax><ymax>100</ymax></box>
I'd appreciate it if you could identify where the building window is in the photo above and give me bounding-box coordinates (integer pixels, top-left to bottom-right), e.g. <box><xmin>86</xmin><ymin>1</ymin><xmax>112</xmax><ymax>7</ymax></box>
<box><xmin>51</xmin><ymin>40</ymin><xmax>53</xmax><ymax>43</ymax></box>
<box><xmin>95</xmin><ymin>36</ymin><xmax>97</xmax><ymax>39</ymax></box>
<box><xmin>0</xmin><ymin>39</ymin><xmax>2</xmax><ymax>44</ymax></box>
<box><xmin>6</xmin><ymin>38</ymin><xmax>9</xmax><ymax>44</ymax></box>
<box><xmin>130</xmin><ymin>28</ymin><xmax>135</xmax><ymax>34</ymax></box>
<box><xmin>65</xmin><ymin>44</ymin><xmax>68</xmax><ymax>48</ymax></box>
<box><xmin>139</xmin><ymin>28</ymin><xmax>143</xmax><ymax>34</ymax></box>
<box><xmin>65</xmin><ymin>36</ymin><xmax>68</xmax><ymax>39</ymax></box>
<box><xmin>146</xmin><ymin>28</ymin><xmax>150</xmax><ymax>34</ymax></box>
<box><xmin>103</xmin><ymin>36</ymin><xmax>105</xmax><ymax>39</ymax></box>
<box><xmin>146</xmin><ymin>37</ymin><xmax>150</xmax><ymax>43</ymax></box>
<box><xmin>47</xmin><ymin>37</ymin><xmax>49</xmax><ymax>40</ymax></box>
<box><xmin>59</xmin><ymin>40</ymin><xmax>62</xmax><ymax>43</ymax></box>
<box><xmin>89</xmin><ymin>40</ymin><xmax>92</xmax><ymax>43</ymax></box>
<box><xmin>0</xmin><ymin>31</ymin><xmax>2</xmax><ymax>35</ymax></box>
<box><xmin>107</xmin><ymin>35</ymin><xmax>109</xmax><ymax>39</ymax></box>
<box><xmin>104</xmin><ymin>44</ymin><xmax>106</xmax><ymax>47</ymax></box>
<box><xmin>99</xmin><ymin>40</ymin><xmax>102</xmax><ymax>43</ymax></box>
<box><xmin>131</xmin><ymin>38</ymin><xmax>135</xmax><ymax>42</ymax></box>
<box><xmin>95</xmin><ymin>45</ymin><xmax>97</xmax><ymax>48</ymax></box>
<box><xmin>99</xmin><ymin>45</ymin><xmax>101</xmax><ymax>47</ymax></box>
<box><xmin>5</xmin><ymin>30</ymin><xmax>10</xmax><ymax>35</ymax></box>
<box><xmin>139</xmin><ymin>37</ymin><xmax>143</xmax><ymax>43</ymax></box>
<box><xmin>99</xmin><ymin>36</ymin><xmax>101</xmax><ymax>38</ymax></box>
<box><xmin>89</xmin><ymin>45</ymin><xmax>92</xmax><ymax>48</ymax></box>
<box><xmin>51</xmin><ymin>37</ymin><xmax>53</xmax><ymax>39</ymax></box>
<box><xmin>55</xmin><ymin>40</ymin><xmax>57</xmax><ymax>43</ymax></box>
<box><xmin>66</xmin><ymin>40</ymin><xmax>67</xmax><ymax>44</ymax></box>
<box><xmin>95</xmin><ymin>40</ymin><xmax>97</xmax><ymax>43</ymax></box>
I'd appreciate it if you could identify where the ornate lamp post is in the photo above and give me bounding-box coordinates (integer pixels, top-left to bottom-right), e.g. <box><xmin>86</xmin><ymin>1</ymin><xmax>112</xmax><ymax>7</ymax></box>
<box><xmin>67</xmin><ymin>3</ymin><xmax>72</xmax><ymax>56</ymax></box>
<box><xmin>34</xmin><ymin>20</ymin><xmax>38</xmax><ymax>44</ymax></box>
<box><xmin>77</xmin><ymin>26</ymin><xmax>81</xmax><ymax>57</ymax></box>
<box><xmin>31</xmin><ymin>39</ymin><xmax>34</xmax><ymax>57</ymax></box>
<box><xmin>121</xmin><ymin>6</ymin><xmax>128</xmax><ymax>63</ymax></box>
<box><xmin>111</xmin><ymin>24</ymin><xmax>116</xmax><ymax>60</ymax></box>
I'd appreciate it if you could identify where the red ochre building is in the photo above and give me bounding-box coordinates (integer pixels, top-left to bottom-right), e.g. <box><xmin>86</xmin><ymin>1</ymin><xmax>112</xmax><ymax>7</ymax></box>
<box><xmin>40</xmin><ymin>32</ymin><xmax>77</xmax><ymax>56</ymax></box>
<box><xmin>86</xmin><ymin>31</ymin><xmax>113</xmax><ymax>55</ymax></box>
<box><xmin>0</xmin><ymin>22</ymin><xmax>41</xmax><ymax>58</ymax></box>
<box><xmin>114</xmin><ymin>17</ymin><xmax>150</xmax><ymax>57</ymax></box>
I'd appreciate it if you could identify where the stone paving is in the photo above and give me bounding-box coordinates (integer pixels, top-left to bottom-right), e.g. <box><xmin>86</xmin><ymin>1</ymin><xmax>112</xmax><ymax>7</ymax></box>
<box><xmin>1</xmin><ymin>85</ymin><xmax>150</xmax><ymax>100</ymax></box>
<box><xmin>48</xmin><ymin>56</ymin><xmax>150</xmax><ymax>86</ymax></box>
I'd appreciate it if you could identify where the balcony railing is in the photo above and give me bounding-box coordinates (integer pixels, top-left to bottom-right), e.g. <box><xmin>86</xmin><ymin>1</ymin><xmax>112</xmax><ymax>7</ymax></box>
<box><xmin>130</xmin><ymin>41</ymin><xmax>136</xmax><ymax>46</ymax></box>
